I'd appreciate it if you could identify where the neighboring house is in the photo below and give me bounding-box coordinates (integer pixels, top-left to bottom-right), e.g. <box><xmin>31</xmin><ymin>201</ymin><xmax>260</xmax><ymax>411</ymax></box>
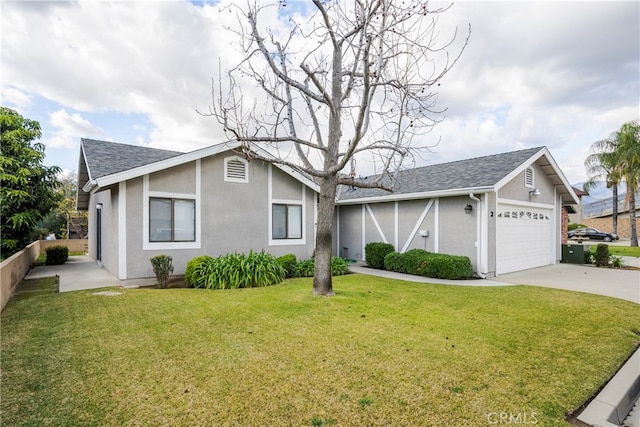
<box><xmin>77</xmin><ymin>139</ymin><xmax>319</xmax><ymax>280</ymax></box>
<box><xmin>581</xmin><ymin>190</ymin><xmax>640</xmax><ymax>239</ymax></box>
<box><xmin>77</xmin><ymin>140</ymin><xmax>578</xmax><ymax>280</ymax></box>
<box><xmin>335</xmin><ymin>147</ymin><xmax>579</xmax><ymax>277</ymax></box>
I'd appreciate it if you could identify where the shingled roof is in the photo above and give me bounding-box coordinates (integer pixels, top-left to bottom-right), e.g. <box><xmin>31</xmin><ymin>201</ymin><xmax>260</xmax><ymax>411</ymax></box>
<box><xmin>80</xmin><ymin>138</ymin><xmax>183</xmax><ymax>179</ymax></box>
<box><xmin>337</xmin><ymin>147</ymin><xmax>545</xmax><ymax>201</ymax></box>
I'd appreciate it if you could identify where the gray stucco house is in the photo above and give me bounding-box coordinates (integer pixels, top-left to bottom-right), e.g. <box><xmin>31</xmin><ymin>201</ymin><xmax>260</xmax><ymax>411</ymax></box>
<box><xmin>77</xmin><ymin>140</ymin><xmax>578</xmax><ymax>280</ymax></box>
<box><xmin>77</xmin><ymin>138</ymin><xmax>319</xmax><ymax>280</ymax></box>
<box><xmin>335</xmin><ymin>146</ymin><xmax>579</xmax><ymax>277</ymax></box>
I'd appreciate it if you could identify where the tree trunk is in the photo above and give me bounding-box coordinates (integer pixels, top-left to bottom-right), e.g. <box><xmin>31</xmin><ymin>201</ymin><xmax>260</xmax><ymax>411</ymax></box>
<box><xmin>313</xmin><ymin>175</ymin><xmax>337</xmax><ymax>296</ymax></box>
<box><xmin>612</xmin><ymin>184</ymin><xmax>618</xmax><ymax>235</ymax></box>
<box><xmin>630</xmin><ymin>190</ymin><xmax>638</xmax><ymax>247</ymax></box>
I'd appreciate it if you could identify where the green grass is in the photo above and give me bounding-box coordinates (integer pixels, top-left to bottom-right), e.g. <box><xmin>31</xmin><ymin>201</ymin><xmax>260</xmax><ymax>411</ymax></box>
<box><xmin>2</xmin><ymin>275</ymin><xmax>639</xmax><ymax>426</ymax></box>
<box><xmin>10</xmin><ymin>276</ymin><xmax>58</xmax><ymax>302</ymax></box>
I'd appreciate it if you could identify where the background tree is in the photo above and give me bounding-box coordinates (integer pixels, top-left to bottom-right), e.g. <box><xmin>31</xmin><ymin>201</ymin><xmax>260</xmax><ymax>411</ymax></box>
<box><xmin>584</xmin><ymin>133</ymin><xmax>622</xmax><ymax>236</ymax></box>
<box><xmin>616</xmin><ymin>120</ymin><xmax>639</xmax><ymax>246</ymax></box>
<box><xmin>204</xmin><ymin>0</ymin><xmax>469</xmax><ymax>295</ymax></box>
<box><xmin>0</xmin><ymin>107</ymin><xmax>61</xmax><ymax>258</ymax></box>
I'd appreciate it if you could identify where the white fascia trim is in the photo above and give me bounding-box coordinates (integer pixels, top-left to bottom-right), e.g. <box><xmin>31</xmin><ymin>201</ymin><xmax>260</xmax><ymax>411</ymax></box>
<box><xmin>336</xmin><ymin>187</ymin><xmax>493</xmax><ymax>205</ymax></box>
<box><xmin>118</xmin><ymin>181</ymin><xmax>127</xmax><ymax>280</ymax></box>
<box><xmin>268</xmin><ymin>164</ymin><xmax>307</xmax><ymax>246</ymax></box>
<box><xmin>496</xmin><ymin>197</ymin><xmax>555</xmax><ymax>210</ymax></box>
<box><xmin>83</xmin><ymin>180</ymin><xmax>97</xmax><ymax>193</ymax></box>
<box><xmin>142</xmin><ymin>160</ymin><xmax>202</xmax><ymax>251</ymax></box>
<box><xmin>96</xmin><ymin>141</ymin><xmax>241</xmax><ymax>189</ymax></box>
<box><xmin>494</xmin><ymin>147</ymin><xmax>580</xmax><ymax>205</ymax></box>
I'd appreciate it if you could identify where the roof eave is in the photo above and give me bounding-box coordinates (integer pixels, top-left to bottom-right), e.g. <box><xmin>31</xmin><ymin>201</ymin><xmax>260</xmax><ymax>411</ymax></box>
<box><xmin>336</xmin><ymin>186</ymin><xmax>495</xmax><ymax>205</ymax></box>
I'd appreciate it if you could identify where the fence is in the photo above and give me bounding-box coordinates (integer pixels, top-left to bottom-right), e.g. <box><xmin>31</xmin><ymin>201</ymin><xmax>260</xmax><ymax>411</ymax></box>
<box><xmin>0</xmin><ymin>239</ymin><xmax>88</xmax><ymax>312</ymax></box>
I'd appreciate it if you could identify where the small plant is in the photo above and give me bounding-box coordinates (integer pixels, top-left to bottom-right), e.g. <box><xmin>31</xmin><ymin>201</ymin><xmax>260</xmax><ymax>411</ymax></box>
<box><xmin>595</xmin><ymin>244</ymin><xmax>609</xmax><ymax>267</ymax></box>
<box><xmin>365</xmin><ymin>242</ymin><xmax>395</xmax><ymax>269</ymax></box>
<box><xmin>294</xmin><ymin>259</ymin><xmax>316</xmax><ymax>278</ymax></box>
<box><xmin>184</xmin><ymin>255</ymin><xmax>214</xmax><ymax>287</ymax></box>
<box><xmin>610</xmin><ymin>255</ymin><xmax>624</xmax><ymax>268</ymax></box>
<box><xmin>310</xmin><ymin>416</ymin><xmax>336</xmax><ymax>426</ymax></box>
<box><xmin>150</xmin><ymin>255</ymin><xmax>174</xmax><ymax>289</ymax></box>
<box><xmin>276</xmin><ymin>253</ymin><xmax>297</xmax><ymax>278</ymax></box>
<box><xmin>293</xmin><ymin>257</ymin><xmax>350</xmax><ymax>277</ymax></box>
<box><xmin>45</xmin><ymin>245</ymin><xmax>69</xmax><ymax>265</ymax></box>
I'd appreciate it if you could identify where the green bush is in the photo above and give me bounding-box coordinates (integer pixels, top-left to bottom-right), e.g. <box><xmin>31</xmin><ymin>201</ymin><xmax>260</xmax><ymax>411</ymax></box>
<box><xmin>150</xmin><ymin>255</ymin><xmax>174</xmax><ymax>289</ymax></box>
<box><xmin>595</xmin><ymin>244</ymin><xmax>610</xmax><ymax>267</ymax></box>
<box><xmin>416</xmin><ymin>254</ymin><xmax>473</xmax><ymax>280</ymax></box>
<box><xmin>276</xmin><ymin>254</ymin><xmax>297</xmax><ymax>278</ymax></box>
<box><xmin>331</xmin><ymin>257</ymin><xmax>350</xmax><ymax>276</ymax></box>
<box><xmin>384</xmin><ymin>249</ymin><xmax>473</xmax><ymax>280</ymax></box>
<box><xmin>193</xmin><ymin>251</ymin><xmax>285</xmax><ymax>290</ymax></box>
<box><xmin>184</xmin><ymin>255</ymin><xmax>214</xmax><ymax>287</ymax></box>
<box><xmin>365</xmin><ymin>242</ymin><xmax>395</xmax><ymax>269</ymax></box>
<box><xmin>45</xmin><ymin>245</ymin><xmax>69</xmax><ymax>265</ymax></box>
<box><xmin>294</xmin><ymin>259</ymin><xmax>316</xmax><ymax>278</ymax></box>
<box><xmin>293</xmin><ymin>257</ymin><xmax>351</xmax><ymax>277</ymax></box>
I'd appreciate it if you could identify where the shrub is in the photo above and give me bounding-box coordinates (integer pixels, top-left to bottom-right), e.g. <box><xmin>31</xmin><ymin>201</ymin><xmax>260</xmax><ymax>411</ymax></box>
<box><xmin>150</xmin><ymin>255</ymin><xmax>174</xmax><ymax>288</ymax></box>
<box><xmin>331</xmin><ymin>257</ymin><xmax>350</xmax><ymax>276</ymax></box>
<box><xmin>595</xmin><ymin>244</ymin><xmax>609</xmax><ymax>267</ymax></box>
<box><xmin>294</xmin><ymin>259</ymin><xmax>316</xmax><ymax>278</ymax></box>
<box><xmin>365</xmin><ymin>242</ymin><xmax>395</xmax><ymax>269</ymax></box>
<box><xmin>194</xmin><ymin>251</ymin><xmax>285</xmax><ymax>290</ymax></box>
<box><xmin>610</xmin><ymin>255</ymin><xmax>624</xmax><ymax>268</ymax></box>
<box><xmin>416</xmin><ymin>254</ymin><xmax>473</xmax><ymax>280</ymax></box>
<box><xmin>45</xmin><ymin>245</ymin><xmax>69</xmax><ymax>265</ymax></box>
<box><xmin>293</xmin><ymin>257</ymin><xmax>351</xmax><ymax>277</ymax></box>
<box><xmin>384</xmin><ymin>249</ymin><xmax>473</xmax><ymax>280</ymax></box>
<box><xmin>276</xmin><ymin>254</ymin><xmax>297</xmax><ymax>278</ymax></box>
<box><xmin>184</xmin><ymin>255</ymin><xmax>214</xmax><ymax>287</ymax></box>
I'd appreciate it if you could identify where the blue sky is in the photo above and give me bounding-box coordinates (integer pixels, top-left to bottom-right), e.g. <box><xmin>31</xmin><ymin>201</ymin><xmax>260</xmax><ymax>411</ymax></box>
<box><xmin>2</xmin><ymin>0</ymin><xmax>639</xmax><ymax>185</ymax></box>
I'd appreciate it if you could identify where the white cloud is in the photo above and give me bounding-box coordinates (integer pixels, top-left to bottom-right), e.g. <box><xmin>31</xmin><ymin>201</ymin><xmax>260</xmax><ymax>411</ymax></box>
<box><xmin>1</xmin><ymin>0</ymin><xmax>638</xmax><ymax>185</ymax></box>
<box><xmin>1</xmin><ymin>86</ymin><xmax>32</xmax><ymax>110</ymax></box>
<box><xmin>45</xmin><ymin>109</ymin><xmax>105</xmax><ymax>148</ymax></box>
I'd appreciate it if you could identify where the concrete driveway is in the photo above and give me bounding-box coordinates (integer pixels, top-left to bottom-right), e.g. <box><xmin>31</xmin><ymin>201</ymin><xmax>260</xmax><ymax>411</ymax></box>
<box><xmin>493</xmin><ymin>263</ymin><xmax>640</xmax><ymax>304</ymax></box>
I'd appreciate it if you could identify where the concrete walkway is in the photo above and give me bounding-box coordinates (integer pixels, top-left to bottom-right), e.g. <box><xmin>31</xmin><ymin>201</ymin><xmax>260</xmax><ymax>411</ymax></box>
<box><xmin>25</xmin><ymin>255</ymin><xmax>120</xmax><ymax>292</ymax></box>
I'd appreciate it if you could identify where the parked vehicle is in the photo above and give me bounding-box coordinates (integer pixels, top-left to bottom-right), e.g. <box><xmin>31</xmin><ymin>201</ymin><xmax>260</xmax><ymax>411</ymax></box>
<box><xmin>567</xmin><ymin>227</ymin><xmax>619</xmax><ymax>242</ymax></box>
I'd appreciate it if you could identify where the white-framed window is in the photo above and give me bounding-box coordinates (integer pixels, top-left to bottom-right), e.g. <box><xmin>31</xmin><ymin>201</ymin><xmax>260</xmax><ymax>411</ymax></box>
<box><xmin>524</xmin><ymin>166</ymin><xmax>534</xmax><ymax>188</ymax></box>
<box><xmin>149</xmin><ymin>197</ymin><xmax>196</xmax><ymax>242</ymax></box>
<box><xmin>224</xmin><ymin>156</ymin><xmax>248</xmax><ymax>183</ymax></box>
<box><xmin>272</xmin><ymin>203</ymin><xmax>302</xmax><ymax>239</ymax></box>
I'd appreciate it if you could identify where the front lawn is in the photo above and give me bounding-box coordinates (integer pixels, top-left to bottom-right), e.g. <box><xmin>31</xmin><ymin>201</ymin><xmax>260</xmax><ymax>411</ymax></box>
<box><xmin>2</xmin><ymin>275</ymin><xmax>639</xmax><ymax>426</ymax></box>
<box><xmin>596</xmin><ymin>245</ymin><xmax>640</xmax><ymax>258</ymax></box>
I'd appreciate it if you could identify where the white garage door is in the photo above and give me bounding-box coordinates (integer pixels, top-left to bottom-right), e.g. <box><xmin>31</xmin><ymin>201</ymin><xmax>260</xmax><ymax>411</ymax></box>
<box><xmin>496</xmin><ymin>204</ymin><xmax>553</xmax><ymax>275</ymax></box>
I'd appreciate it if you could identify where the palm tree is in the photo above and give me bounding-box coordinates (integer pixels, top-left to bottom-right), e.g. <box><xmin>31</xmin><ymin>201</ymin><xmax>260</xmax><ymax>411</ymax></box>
<box><xmin>615</xmin><ymin>120</ymin><xmax>640</xmax><ymax>247</ymax></box>
<box><xmin>584</xmin><ymin>134</ymin><xmax>622</xmax><ymax>236</ymax></box>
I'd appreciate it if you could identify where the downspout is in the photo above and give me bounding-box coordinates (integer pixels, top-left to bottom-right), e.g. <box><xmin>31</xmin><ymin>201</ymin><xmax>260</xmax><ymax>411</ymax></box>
<box><xmin>469</xmin><ymin>193</ymin><xmax>486</xmax><ymax>278</ymax></box>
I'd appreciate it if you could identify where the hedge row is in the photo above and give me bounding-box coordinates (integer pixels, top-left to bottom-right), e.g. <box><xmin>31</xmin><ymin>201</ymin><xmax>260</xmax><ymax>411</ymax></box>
<box><xmin>383</xmin><ymin>248</ymin><xmax>474</xmax><ymax>280</ymax></box>
<box><xmin>183</xmin><ymin>252</ymin><xmax>351</xmax><ymax>289</ymax></box>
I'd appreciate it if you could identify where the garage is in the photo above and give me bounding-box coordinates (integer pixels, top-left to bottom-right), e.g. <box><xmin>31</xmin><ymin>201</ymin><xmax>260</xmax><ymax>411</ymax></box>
<box><xmin>496</xmin><ymin>203</ymin><xmax>553</xmax><ymax>275</ymax></box>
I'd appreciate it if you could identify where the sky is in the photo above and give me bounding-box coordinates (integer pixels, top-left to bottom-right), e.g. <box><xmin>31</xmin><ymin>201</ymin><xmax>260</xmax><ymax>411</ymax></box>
<box><xmin>1</xmin><ymin>0</ymin><xmax>638</xmax><ymax>187</ymax></box>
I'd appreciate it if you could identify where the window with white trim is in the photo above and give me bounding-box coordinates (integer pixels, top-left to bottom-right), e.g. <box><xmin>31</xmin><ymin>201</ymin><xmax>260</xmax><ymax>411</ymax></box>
<box><xmin>272</xmin><ymin>204</ymin><xmax>302</xmax><ymax>239</ymax></box>
<box><xmin>149</xmin><ymin>197</ymin><xmax>195</xmax><ymax>242</ymax></box>
<box><xmin>524</xmin><ymin>166</ymin><xmax>534</xmax><ymax>188</ymax></box>
<box><xmin>224</xmin><ymin>156</ymin><xmax>248</xmax><ymax>183</ymax></box>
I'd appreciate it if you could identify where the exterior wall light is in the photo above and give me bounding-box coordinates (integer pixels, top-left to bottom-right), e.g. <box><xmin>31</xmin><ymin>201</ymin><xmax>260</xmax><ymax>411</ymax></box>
<box><xmin>529</xmin><ymin>188</ymin><xmax>541</xmax><ymax>197</ymax></box>
<box><xmin>464</xmin><ymin>204</ymin><xmax>473</xmax><ymax>214</ymax></box>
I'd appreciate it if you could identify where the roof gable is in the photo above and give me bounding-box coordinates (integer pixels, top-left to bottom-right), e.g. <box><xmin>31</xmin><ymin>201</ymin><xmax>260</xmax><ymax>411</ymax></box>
<box><xmin>338</xmin><ymin>147</ymin><xmax>544</xmax><ymax>202</ymax></box>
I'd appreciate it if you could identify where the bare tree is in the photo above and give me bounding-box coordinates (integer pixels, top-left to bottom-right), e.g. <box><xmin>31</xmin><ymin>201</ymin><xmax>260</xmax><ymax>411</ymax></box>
<box><xmin>203</xmin><ymin>0</ymin><xmax>469</xmax><ymax>295</ymax></box>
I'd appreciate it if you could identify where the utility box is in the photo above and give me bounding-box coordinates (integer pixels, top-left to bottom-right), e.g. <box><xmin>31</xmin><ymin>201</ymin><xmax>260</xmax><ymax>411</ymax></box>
<box><xmin>561</xmin><ymin>244</ymin><xmax>586</xmax><ymax>264</ymax></box>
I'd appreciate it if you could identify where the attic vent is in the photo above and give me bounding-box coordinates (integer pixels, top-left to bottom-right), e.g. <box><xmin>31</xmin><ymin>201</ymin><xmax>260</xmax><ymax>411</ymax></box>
<box><xmin>224</xmin><ymin>156</ymin><xmax>248</xmax><ymax>183</ymax></box>
<box><xmin>524</xmin><ymin>166</ymin><xmax>534</xmax><ymax>188</ymax></box>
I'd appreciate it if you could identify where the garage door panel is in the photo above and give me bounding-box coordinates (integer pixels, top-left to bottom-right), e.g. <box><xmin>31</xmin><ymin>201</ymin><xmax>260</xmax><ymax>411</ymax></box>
<box><xmin>497</xmin><ymin>204</ymin><xmax>552</xmax><ymax>275</ymax></box>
